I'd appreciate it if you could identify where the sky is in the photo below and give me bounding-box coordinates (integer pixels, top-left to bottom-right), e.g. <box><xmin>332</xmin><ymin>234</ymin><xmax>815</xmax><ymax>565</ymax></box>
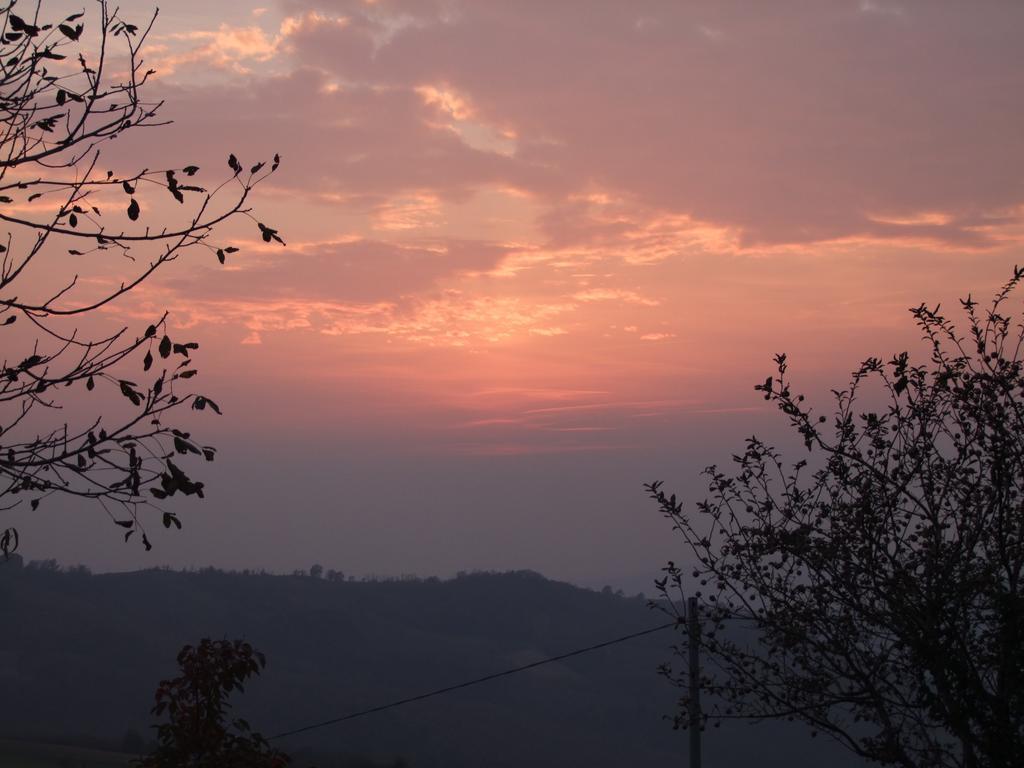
<box><xmin>9</xmin><ymin>0</ymin><xmax>1024</xmax><ymax>593</ymax></box>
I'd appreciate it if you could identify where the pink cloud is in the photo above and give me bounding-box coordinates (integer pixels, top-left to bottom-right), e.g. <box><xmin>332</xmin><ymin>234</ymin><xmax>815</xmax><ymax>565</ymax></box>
<box><xmin>261</xmin><ymin>0</ymin><xmax>1024</xmax><ymax>248</ymax></box>
<box><xmin>96</xmin><ymin>0</ymin><xmax>1023</xmax><ymax>263</ymax></box>
<box><xmin>160</xmin><ymin>238</ymin><xmax>516</xmax><ymax>304</ymax></box>
<box><xmin>73</xmin><ymin>2</ymin><xmax>1024</xmax><ymax>411</ymax></box>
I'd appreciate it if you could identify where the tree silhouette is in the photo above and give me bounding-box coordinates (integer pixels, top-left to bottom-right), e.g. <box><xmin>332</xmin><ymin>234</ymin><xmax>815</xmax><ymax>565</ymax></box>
<box><xmin>136</xmin><ymin>638</ymin><xmax>290</xmax><ymax>768</ymax></box>
<box><xmin>649</xmin><ymin>269</ymin><xmax>1024</xmax><ymax>768</ymax></box>
<box><xmin>0</xmin><ymin>1</ymin><xmax>282</xmax><ymax>557</ymax></box>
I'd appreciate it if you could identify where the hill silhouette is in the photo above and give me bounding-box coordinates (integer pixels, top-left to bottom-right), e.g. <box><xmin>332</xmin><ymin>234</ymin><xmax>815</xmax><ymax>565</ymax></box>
<box><xmin>0</xmin><ymin>558</ymin><xmax>867</xmax><ymax>767</ymax></box>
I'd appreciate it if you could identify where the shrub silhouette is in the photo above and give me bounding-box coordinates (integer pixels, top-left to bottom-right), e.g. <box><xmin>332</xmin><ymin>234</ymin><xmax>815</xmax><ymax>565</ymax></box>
<box><xmin>136</xmin><ymin>638</ymin><xmax>290</xmax><ymax>768</ymax></box>
<box><xmin>650</xmin><ymin>269</ymin><xmax>1024</xmax><ymax>768</ymax></box>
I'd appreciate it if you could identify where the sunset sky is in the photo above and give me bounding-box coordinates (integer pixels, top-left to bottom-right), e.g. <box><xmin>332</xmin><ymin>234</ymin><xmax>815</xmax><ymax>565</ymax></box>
<box><xmin>14</xmin><ymin>0</ymin><xmax>1024</xmax><ymax>591</ymax></box>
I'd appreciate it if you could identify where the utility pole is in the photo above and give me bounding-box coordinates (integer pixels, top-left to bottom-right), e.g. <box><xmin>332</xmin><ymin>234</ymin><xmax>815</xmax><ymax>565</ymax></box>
<box><xmin>688</xmin><ymin>596</ymin><xmax>702</xmax><ymax>768</ymax></box>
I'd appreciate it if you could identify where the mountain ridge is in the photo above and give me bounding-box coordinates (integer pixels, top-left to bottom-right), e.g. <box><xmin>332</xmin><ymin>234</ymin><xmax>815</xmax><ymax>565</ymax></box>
<box><xmin>0</xmin><ymin>557</ymin><xmax>863</xmax><ymax>767</ymax></box>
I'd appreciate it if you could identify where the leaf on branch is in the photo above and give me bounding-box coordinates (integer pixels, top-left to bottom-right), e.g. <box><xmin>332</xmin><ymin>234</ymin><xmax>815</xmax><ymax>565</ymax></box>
<box><xmin>161</xmin><ymin>460</ymin><xmax>205</xmax><ymax>498</ymax></box>
<box><xmin>173</xmin><ymin>436</ymin><xmax>200</xmax><ymax>455</ymax></box>
<box><xmin>257</xmin><ymin>223</ymin><xmax>284</xmax><ymax>244</ymax></box>
<box><xmin>58</xmin><ymin>23</ymin><xmax>83</xmax><ymax>40</ymax></box>
<box><xmin>217</xmin><ymin>248</ymin><xmax>226</xmax><ymax>264</ymax></box>
<box><xmin>33</xmin><ymin>116</ymin><xmax>59</xmax><ymax>133</ymax></box>
<box><xmin>172</xmin><ymin>342</ymin><xmax>198</xmax><ymax>356</ymax></box>
<box><xmin>113</xmin><ymin>520</ymin><xmax>133</xmax><ymax>529</ymax></box>
<box><xmin>30</xmin><ymin>499</ymin><xmax>39</xmax><ymax>511</ymax></box>
<box><xmin>122</xmin><ymin>181</ymin><xmax>134</xmax><ymax>194</ymax></box>
<box><xmin>143</xmin><ymin>350</ymin><xmax>153</xmax><ymax>372</ymax></box>
<box><xmin>166</xmin><ymin>171</ymin><xmax>184</xmax><ymax>203</ymax></box>
<box><xmin>8</xmin><ymin>15</ymin><xmax>41</xmax><ymax>36</ymax></box>
<box><xmin>113</xmin><ymin>22</ymin><xmax>139</xmax><ymax>36</ymax></box>
<box><xmin>127</xmin><ymin>198</ymin><xmax>140</xmax><ymax>221</ymax></box>
<box><xmin>183</xmin><ymin>165</ymin><xmax>199</xmax><ymax>176</ymax></box>
<box><xmin>159</xmin><ymin>335</ymin><xmax>172</xmax><ymax>358</ymax></box>
<box><xmin>145</xmin><ymin>324</ymin><xmax>157</xmax><ymax>339</ymax></box>
<box><xmin>163</xmin><ymin>512</ymin><xmax>182</xmax><ymax>530</ymax></box>
<box><xmin>272</xmin><ymin>153</ymin><xmax>281</xmax><ymax>171</ymax></box>
<box><xmin>119</xmin><ymin>380</ymin><xmax>142</xmax><ymax>406</ymax></box>
<box><xmin>228</xmin><ymin>154</ymin><xmax>242</xmax><ymax>175</ymax></box>
<box><xmin>3</xmin><ymin>316</ymin><xmax>16</xmax><ymax>325</ymax></box>
<box><xmin>193</xmin><ymin>396</ymin><xmax>221</xmax><ymax>415</ymax></box>
<box><xmin>69</xmin><ymin>213</ymin><xmax>78</xmax><ymax>227</ymax></box>
<box><xmin>86</xmin><ymin>376</ymin><xmax>95</xmax><ymax>391</ymax></box>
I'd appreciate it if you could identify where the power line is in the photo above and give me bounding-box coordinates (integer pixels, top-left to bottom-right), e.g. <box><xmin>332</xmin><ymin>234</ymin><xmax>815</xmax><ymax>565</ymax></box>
<box><xmin>269</xmin><ymin>620</ymin><xmax>678</xmax><ymax>741</ymax></box>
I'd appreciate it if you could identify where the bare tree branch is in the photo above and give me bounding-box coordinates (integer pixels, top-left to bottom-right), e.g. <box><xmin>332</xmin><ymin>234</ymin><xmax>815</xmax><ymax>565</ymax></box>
<box><xmin>0</xmin><ymin>0</ymin><xmax>283</xmax><ymax>558</ymax></box>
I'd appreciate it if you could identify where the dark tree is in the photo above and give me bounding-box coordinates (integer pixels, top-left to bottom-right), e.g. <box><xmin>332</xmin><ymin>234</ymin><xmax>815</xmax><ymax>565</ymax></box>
<box><xmin>649</xmin><ymin>270</ymin><xmax>1024</xmax><ymax>768</ymax></box>
<box><xmin>0</xmin><ymin>1</ymin><xmax>282</xmax><ymax>557</ymax></box>
<box><xmin>137</xmin><ymin>638</ymin><xmax>290</xmax><ymax>768</ymax></box>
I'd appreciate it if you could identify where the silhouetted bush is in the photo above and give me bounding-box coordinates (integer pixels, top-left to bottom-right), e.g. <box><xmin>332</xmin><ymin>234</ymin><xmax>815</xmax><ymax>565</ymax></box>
<box><xmin>651</xmin><ymin>270</ymin><xmax>1024</xmax><ymax>767</ymax></box>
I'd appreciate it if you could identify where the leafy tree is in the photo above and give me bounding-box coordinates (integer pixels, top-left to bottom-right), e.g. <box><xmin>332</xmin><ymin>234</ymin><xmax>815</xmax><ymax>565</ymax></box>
<box><xmin>137</xmin><ymin>638</ymin><xmax>290</xmax><ymax>768</ymax></box>
<box><xmin>0</xmin><ymin>1</ymin><xmax>282</xmax><ymax>557</ymax></box>
<box><xmin>649</xmin><ymin>270</ymin><xmax>1024</xmax><ymax>768</ymax></box>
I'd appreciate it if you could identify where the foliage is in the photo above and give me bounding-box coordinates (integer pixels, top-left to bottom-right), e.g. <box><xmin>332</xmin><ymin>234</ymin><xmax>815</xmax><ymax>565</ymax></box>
<box><xmin>0</xmin><ymin>0</ymin><xmax>282</xmax><ymax>557</ymax></box>
<box><xmin>649</xmin><ymin>269</ymin><xmax>1024</xmax><ymax>768</ymax></box>
<box><xmin>136</xmin><ymin>638</ymin><xmax>290</xmax><ymax>768</ymax></box>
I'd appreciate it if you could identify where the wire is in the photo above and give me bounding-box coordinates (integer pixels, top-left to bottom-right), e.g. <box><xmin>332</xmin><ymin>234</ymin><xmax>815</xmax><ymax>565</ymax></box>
<box><xmin>269</xmin><ymin>620</ymin><xmax>678</xmax><ymax>741</ymax></box>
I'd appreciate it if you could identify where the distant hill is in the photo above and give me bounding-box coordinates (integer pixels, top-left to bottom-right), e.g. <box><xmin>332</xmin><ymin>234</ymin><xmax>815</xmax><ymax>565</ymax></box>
<box><xmin>0</xmin><ymin>557</ymin><xmax>866</xmax><ymax>768</ymax></box>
